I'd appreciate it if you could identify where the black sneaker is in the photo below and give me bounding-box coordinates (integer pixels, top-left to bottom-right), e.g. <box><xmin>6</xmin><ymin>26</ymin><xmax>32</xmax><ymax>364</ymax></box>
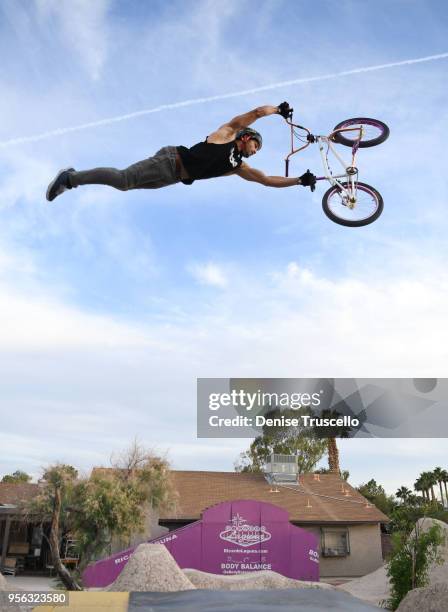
<box><xmin>46</xmin><ymin>168</ymin><xmax>75</xmax><ymax>202</ymax></box>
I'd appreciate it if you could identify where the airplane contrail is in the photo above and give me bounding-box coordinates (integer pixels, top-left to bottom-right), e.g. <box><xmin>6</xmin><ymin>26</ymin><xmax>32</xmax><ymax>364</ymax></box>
<box><xmin>1</xmin><ymin>52</ymin><xmax>447</xmax><ymax>149</ymax></box>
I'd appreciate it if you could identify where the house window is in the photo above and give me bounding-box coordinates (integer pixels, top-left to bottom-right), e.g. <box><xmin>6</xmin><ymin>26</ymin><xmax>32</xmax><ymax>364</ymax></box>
<box><xmin>321</xmin><ymin>528</ymin><xmax>350</xmax><ymax>557</ymax></box>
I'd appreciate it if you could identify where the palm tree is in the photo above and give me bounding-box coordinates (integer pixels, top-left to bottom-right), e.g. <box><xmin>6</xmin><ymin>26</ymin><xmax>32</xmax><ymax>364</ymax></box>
<box><xmin>428</xmin><ymin>471</ymin><xmax>439</xmax><ymax>503</ymax></box>
<box><xmin>420</xmin><ymin>471</ymin><xmax>437</xmax><ymax>503</ymax></box>
<box><xmin>414</xmin><ymin>476</ymin><xmax>425</xmax><ymax>502</ymax></box>
<box><xmin>396</xmin><ymin>486</ymin><xmax>412</xmax><ymax>504</ymax></box>
<box><xmin>441</xmin><ymin>469</ymin><xmax>448</xmax><ymax>507</ymax></box>
<box><xmin>327</xmin><ymin>438</ymin><xmax>340</xmax><ymax>473</ymax></box>
<box><xmin>416</xmin><ymin>472</ymin><xmax>432</xmax><ymax>502</ymax></box>
<box><xmin>407</xmin><ymin>493</ymin><xmax>420</xmax><ymax>505</ymax></box>
<box><xmin>433</xmin><ymin>467</ymin><xmax>445</xmax><ymax>505</ymax></box>
<box><xmin>317</xmin><ymin>409</ymin><xmax>351</xmax><ymax>476</ymax></box>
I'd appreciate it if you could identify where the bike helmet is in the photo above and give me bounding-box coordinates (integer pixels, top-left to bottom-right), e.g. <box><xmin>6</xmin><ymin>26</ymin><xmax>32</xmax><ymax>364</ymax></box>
<box><xmin>235</xmin><ymin>127</ymin><xmax>262</xmax><ymax>150</ymax></box>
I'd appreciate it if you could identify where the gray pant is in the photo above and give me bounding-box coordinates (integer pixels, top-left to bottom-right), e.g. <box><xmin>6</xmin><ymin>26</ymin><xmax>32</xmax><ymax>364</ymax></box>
<box><xmin>69</xmin><ymin>146</ymin><xmax>180</xmax><ymax>191</ymax></box>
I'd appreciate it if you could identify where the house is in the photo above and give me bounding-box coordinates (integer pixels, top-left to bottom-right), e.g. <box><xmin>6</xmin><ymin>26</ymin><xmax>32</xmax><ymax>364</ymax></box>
<box><xmin>154</xmin><ymin>470</ymin><xmax>389</xmax><ymax>578</ymax></box>
<box><xmin>0</xmin><ymin>482</ymin><xmax>77</xmax><ymax>576</ymax></box>
<box><xmin>0</xmin><ymin>483</ymin><xmax>48</xmax><ymax>575</ymax></box>
<box><xmin>3</xmin><ymin>468</ymin><xmax>389</xmax><ymax>581</ymax></box>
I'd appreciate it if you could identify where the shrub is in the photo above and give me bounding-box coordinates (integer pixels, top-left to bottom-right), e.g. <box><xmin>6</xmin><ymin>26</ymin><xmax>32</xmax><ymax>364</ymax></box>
<box><xmin>383</xmin><ymin>521</ymin><xmax>444</xmax><ymax>610</ymax></box>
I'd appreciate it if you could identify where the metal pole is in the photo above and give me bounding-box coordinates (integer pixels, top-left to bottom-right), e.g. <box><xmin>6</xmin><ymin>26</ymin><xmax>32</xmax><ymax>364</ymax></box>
<box><xmin>1</xmin><ymin>515</ymin><xmax>12</xmax><ymax>569</ymax></box>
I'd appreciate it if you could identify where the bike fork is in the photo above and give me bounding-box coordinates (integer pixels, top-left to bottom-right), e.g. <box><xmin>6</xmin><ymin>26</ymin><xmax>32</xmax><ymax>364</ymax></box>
<box><xmin>316</xmin><ymin>136</ymin><xmax>357</xmax><ymax>206</ymax></box>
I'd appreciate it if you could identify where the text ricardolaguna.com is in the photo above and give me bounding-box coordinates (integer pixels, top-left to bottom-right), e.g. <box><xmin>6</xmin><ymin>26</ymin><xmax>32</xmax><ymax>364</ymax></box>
<box><xmin>208</xmin><ymin>390</ymin><xmax>323</xmax><ymax>411</ymax></box>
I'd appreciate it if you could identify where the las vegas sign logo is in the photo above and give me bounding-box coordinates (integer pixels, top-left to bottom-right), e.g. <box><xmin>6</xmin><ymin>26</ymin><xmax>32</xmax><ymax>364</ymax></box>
<box><xmin>219</xmin><ymin>513</ymin><xmax>272</xmax><ymax>548</ymax></box>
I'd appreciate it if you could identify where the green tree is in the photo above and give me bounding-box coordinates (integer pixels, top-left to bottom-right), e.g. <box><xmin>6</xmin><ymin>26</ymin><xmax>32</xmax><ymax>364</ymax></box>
<box><xmin>2</xmin><ymin>470</ymin><xmax>32</xmax><ymax>483</ymax></box>
<box><xmin>414</xmin><ymin>476</ymin><xmax>427</xmax><ymax>502</ymax></box>
<box><xmin>357</xmin><ymin>479</ymin><xmax>396</xmax><ymax>516</ymax></box>
<box><xmin>396</xmin><ymin>486</ymin><xmax>412</xmax><ymax>505</ymax></box>
<box><xmin>73</xmin><ymin>445</ymin><xmax>177</xmax><ymax>572</ymax></box>
<box><xmin>27</xmin><ymin>464</ymin><xmax>81</xmax><ymax>590</ymax></box>
<box><xmin>421</xmin><ymin>471</ymin><xmax>437</xmax><ymax>502</ymax></box>
<box><xmin>389</xmin><ymin>493</ymin><xmax>448</xmax><ymax>534</ymax></box>
<box><xmin>415</xmin><ymin>472</ymin><xmax>432</xmax><ymax>502</ymax></box>
<box><xmin>27</xmin><ymin>442</ymin><xmax>177</xmax><ymax>589</ymax></box>
<box><xmin>385</xmin><ymin>521</ymin><xmax>445</xmax><ymax>610</ymax></box>
<box><xmin>358</xmin><ymin>479</ymin><xmax>386</xmax><ymax>499</ymax></box>
<box><xmin>234</xmin><ymin>408</ymin><xmax>327</xmax><ymax>473</ymax></box>
<box><xmin>311</xmin><ymin>409</ymin><xmax>353</xmax><ymax>475</ymax></box>
<box><xmin>315</xmin><ymin>467</ymin><xmax>350</xmax><ymax>480</ymax></box>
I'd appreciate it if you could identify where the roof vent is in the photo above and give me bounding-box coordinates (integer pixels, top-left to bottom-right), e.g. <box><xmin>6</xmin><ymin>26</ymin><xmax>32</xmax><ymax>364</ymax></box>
<box><xmin>264</xmin><ymin>454</ymin><xmax>299</xmax><ymax>483</ymax></box>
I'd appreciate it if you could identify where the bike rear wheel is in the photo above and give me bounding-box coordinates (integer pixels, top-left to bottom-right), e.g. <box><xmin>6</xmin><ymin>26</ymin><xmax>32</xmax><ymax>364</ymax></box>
<box><xmin>322</xmin><ymin>181</ymin><xmax>383</xmax><ymax>227</ymax></box>
<box><xmin>331</xmin><ymin>118</ymin><xmax>390</xmax><ymax>148</ymax></box>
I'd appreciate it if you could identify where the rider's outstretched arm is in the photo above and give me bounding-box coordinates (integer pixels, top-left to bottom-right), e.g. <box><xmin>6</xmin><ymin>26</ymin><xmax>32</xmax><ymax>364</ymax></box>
<box><xmin>221</xmin><ymin>105</ymin><xmax>280</xmax><ymax>131</ymax></box>
<box><xmin>235</xmin><ymin>164</ymin><xmax>302</xmax><ymax>188</ymax></box>
<box><xmin>209</xmin><ymin>103</ymin><xmax>292</xmax><ymax>143</ymax></box>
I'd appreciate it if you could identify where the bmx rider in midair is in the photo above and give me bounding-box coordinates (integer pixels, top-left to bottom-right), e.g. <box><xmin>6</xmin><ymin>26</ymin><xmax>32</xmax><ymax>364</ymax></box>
<box><xmin>46</xmin><ymin>102</ymin><xmax>317</xmax><ymax>201</ymax></box>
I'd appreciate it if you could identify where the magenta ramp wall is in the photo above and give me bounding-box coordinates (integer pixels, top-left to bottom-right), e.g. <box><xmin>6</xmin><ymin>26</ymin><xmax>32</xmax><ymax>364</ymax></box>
<box><xmin>82</xmin><ymin>499</ymin><xmax>319</xmax><ymax>587</ymax></box>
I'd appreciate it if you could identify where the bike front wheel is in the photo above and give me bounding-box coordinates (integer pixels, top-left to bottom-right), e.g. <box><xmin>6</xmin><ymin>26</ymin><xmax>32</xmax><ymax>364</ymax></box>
<box><xmin>322</xmin><ymin>181</ymin><xmax>384</xmax><ymax>227</ymax></box>
<box><xmin>331</xmin><ymin>118</ymin><xmax>390</xmax><ymax>148</ymax></box>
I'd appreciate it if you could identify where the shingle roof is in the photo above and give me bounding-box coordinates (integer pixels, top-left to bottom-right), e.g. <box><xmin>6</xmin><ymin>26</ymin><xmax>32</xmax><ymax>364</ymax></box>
<box><xmin>159</xmin><ymin>471</ymin><xmax>389</xmax><ymax>524</ymax></box>
<box><xmin>0</xmin><ymin>483</ymin><xmax>40</xmax><ymax>506</ymax></box>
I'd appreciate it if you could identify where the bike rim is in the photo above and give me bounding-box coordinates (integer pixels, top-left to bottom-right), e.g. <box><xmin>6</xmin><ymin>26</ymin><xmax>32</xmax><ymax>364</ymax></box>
<box><xmin>338</xmin><ymin>119</ymin><xmax>385</xmax><ymax>142</ymax></box>
<box><xmin>326</xmin><ymin>184</ymin><xmax>380</xmax><ymax>222</ymax></box>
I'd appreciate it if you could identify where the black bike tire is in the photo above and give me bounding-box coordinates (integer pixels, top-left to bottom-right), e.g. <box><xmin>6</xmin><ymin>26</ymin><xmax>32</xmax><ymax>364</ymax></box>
<box><xmin>322</xmin><ymin>181</ymin><xmax>384</xmax><ymax>227</ymax></box>
<box><xmin>331</xmin><ymin>117</ymin><xmax>390</xmax><ymax>148</ymax></box>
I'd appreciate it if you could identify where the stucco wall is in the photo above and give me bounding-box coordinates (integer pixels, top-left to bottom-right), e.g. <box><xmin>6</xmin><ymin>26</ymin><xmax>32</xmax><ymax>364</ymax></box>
<box><xmin>300</xmin><ymin>523</ymin><xmax>383</xmax><ymax>578</ymax></box>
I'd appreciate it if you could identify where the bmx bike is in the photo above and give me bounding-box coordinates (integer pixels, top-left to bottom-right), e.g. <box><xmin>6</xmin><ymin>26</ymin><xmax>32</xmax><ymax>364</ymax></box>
<box><xmin>284</xmin><ymin>115</ymin><xmax>390</xmax><ymax>227</ymax></box>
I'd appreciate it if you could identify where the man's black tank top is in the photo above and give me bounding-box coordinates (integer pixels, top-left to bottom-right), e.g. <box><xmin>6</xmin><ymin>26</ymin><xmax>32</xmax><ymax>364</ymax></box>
<box><xmin>176</xmin><ymin>138</ymin><xmax>243</xmax><ymax>185</ymax></box>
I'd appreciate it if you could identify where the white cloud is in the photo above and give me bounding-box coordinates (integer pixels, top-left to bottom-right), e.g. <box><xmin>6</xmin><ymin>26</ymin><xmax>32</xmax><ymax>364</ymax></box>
<box><xmin>3</xmin><ymin>249</ymin><xmax>446</xmax><ymax>371</ymax></box>
<box><xmin>0</xmin><ymin>285</ymin><xmax>149</xmax><ymax>350</ymax></box>
<box><xmin>188</xmin><ymin>262</ymin><xmax>228</xmax><ymax>288</ymax></box>
<box><xmin>0</xmin><ymin>251</ymin><xmax>447</xmax><ymax>482</ymax></box>
<box><xmin>36</xmin><ymin>0</ymin><xmax>110</xmax><ymax>80</ymax></box>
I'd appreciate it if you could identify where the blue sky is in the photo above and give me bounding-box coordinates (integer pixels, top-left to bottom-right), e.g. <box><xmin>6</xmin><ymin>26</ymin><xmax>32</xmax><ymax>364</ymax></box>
<box><xmin>0</xmin><ymin>0</ymin><xmax>447</xmax><ymax>496</ymax></box>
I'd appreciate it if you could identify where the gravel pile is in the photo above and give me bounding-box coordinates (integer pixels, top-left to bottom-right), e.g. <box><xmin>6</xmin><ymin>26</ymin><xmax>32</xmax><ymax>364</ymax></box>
<box><xmin>0</xmin><ymin>573</ymin><xmax>8</xmax><ymax>591</ymax></box>
<box><xmin>338</xmin><ymin>565</ymin><xmax>390</xmax><ymax>607</ymax></box>
<box><xmin>0</xmin><ymin>573</ymin><xmax>32</xmax><ymax>612</ymax></box>
<box><xmin>340</xmin><ymin>517</ymin><xmax>448</xmax><ymax>607</ymax></box>
<box><xmin>397</xmin><ymin>582</ymin><xmax>448</xmax><ymax>611</ymax></box>
<box><xmin>184</xmin><ymin>568</ymin><xmax>334</xmax><ymax>591</ymax></box>
<box><xmin>107</xmin><ymin>544</ymin><xmax>195</xmax><ymax>592</ymax></box>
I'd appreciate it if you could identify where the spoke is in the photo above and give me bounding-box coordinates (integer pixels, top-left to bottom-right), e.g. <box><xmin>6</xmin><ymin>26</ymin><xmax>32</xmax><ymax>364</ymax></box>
<box><xmin>339</xmin><ymin>121</ymin><xmax>384</xmax><ymax>143</ymax></box>
<box><xmin>328</xmin><ymin>185</ymin><xmax>379</xmax><ymax>221</ymax></box>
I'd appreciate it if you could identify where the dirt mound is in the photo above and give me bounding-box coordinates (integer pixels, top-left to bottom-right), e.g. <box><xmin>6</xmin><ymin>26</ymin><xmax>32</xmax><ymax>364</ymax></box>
<box><xmin>0</xmin><ymin>573</ymin><xmax>8</xmax><ymax>591</ymax></box>
<box><xmin>107</xmin><ymin>544</ymin><xmax>195</xmax><ymax>592</ymax></box>
<box><xmin>340</xmin><ymin>518</ymin><xmax>448</xmax><ymax>607</ymax></box>
<box><xmin>338</xmin><ymin>565</ymin><xmax>390</xmax><ymax>607</ymax></box>
<box><xmin>397</xmin><ymin>581</ymin><xmax>448</xmax><ymax>611</ymax></box>
<box><xmin>183</xmin><ymin>568</ymin><xmax>335</xmax><ymax>590</ymax></box>
<box><xmin>0</xmin><ymin>574</ymin><xmax>31</xmax><ymax>612</ymax></box>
